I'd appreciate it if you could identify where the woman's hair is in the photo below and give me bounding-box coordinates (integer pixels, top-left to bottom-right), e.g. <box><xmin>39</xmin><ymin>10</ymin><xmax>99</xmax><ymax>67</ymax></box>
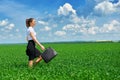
<box><xmin>26</xmin><ymin>18</ymin><xmax>34</xmax><ymax>27</ymax></box>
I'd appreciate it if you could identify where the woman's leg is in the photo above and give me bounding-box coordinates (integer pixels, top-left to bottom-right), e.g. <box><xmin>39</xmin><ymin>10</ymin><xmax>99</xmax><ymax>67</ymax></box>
<box><xmin>29</xmin><ymin>60</ymin><xmax>34</xmax><ymax>68</ymax></box>
<box><xmin>34</xmin><ymin>56</ymin><xmax>42</xmax><ymax>65</ymax></box>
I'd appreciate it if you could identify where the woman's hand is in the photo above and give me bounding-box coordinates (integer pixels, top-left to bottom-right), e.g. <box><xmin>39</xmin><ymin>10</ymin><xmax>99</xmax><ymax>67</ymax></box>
<box><xmin>40</xmin><ymin>45</ymin><xmax>45</xmax><ymax>51</ymax></box>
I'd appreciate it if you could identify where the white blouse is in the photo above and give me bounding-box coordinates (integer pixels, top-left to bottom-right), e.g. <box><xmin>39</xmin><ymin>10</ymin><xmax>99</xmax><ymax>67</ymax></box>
<box><xmin>27</xmin><ymin>27</ymin><xmax>36</xmax><ymax>40</ymax></box>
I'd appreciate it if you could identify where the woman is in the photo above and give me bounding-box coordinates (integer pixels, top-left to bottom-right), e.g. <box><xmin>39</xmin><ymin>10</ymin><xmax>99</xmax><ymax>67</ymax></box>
<box><xmin>26</xmin><ymin>18</ymin><xmax>45</xmax><ymax>68</ymax></box>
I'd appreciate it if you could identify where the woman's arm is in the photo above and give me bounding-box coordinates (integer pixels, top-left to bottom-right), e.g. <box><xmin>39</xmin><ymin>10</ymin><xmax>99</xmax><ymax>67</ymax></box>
<box><xmin>30</xmin><ymin>32</ymin><xmax>45</xmax><ymax>50</ymax></box>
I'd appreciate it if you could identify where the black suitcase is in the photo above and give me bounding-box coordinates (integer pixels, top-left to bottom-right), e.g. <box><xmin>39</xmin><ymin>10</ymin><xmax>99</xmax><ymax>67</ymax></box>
<box><xmin>41</xmin><ymin>47</ymin><xmax>57</xmax><ymax>63</ymax></box>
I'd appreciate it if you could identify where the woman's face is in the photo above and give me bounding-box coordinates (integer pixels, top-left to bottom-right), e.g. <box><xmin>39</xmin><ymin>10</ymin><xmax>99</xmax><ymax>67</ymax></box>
<box><xmin>30</xmin><ymin>19</ymin><xmax>36</xmax><ymax>27</ymax></box>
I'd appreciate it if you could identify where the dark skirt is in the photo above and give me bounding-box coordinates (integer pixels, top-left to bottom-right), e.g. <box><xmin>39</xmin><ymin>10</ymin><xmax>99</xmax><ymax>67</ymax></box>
<box><xmin>26</xmin><ymin>40</ymin><xmax>41</xmax><ymax>61</ymax></box>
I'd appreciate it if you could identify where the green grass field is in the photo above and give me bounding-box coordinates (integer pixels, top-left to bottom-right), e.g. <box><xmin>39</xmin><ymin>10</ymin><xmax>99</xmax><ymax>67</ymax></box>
<box><xmin>0</xmin><ymin>42</ymin><xmax>120</xmax><ymax>80</ymax></box>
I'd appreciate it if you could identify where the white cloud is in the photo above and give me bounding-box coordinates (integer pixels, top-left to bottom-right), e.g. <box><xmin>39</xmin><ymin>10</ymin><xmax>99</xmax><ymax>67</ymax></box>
<box><xmin>5</xmin><ymin>23</ymin><xmax>15</xmax><ymax>30</ymax></box>
<box><xmin>62</xmin><ymin>13</ymin><xmax>120</xmax><ymax>35</ymax></box>
<box><xmin>56</xmin><ymin>2</ymin><xmax>120</xmax><ymax>36</ymax></box>
<box><xmin>63</xmin><ymin>23</ymin><xmax>99</xmax><ymax>35</ymax></box>
<box><xmin>38</xmin><ymin>20</ymin><xmax>48</xmax><ymax>26</ymax></box>
<box><xmin>94</xmin><ymin>0</ymin><xmax>120</xmax><ymax>15</ymax></box>
<box><xmin>114</xmin><ymin>0</ymin><xmax>120</xmax><ymax>12</ymax></box>
<box><xmin>40</xmin><ymin>26</ymin><xmax>51</xmax><ymax>31</ymax></box>
<box><xmin>94</xmin><ymin>0</ymin><xmax>108</xmax><ymax>3</ymax></box>
<box><xmin>58</xmin><ymin>3</ymin><xmax>76</xmax><ymax>16</ymax></box>
<box><xmin>94</xmin><ymin>1</ymin><xmax>115</xmax><ymax>15</ymax></box>
<box><xmin>63</xmin><ymin>24</ymin><xmax>81</xmax><ymax>32</ymax></box>
<box><xmin>0</xmin><ymin>19</ymin><xmax>15</xmax><ymax>32</ymax></box>
<box><xmin>100</xmin><ymin>20</ymin><xmax>120</xmax><ymax>33</ymax></box>
<box><xmin>16</xmin><ymin>29</ymin><xmax>19</xmax><ymax>32</ymax></box>
<box><xmin>0</xmin><ymin>19</ymin><xmax>9</xmax><ymax>26</ymax></box>
<box><xmin>44</xmin><ymin>26</ymin><xmax>51</xmax><ymax>31</ymax></box>
<box><xmin>114</xmin><ymin>0</ymin><xmax>120</xmax><ymax>7</ymax></box>
<box><xmin>62</xmin><ymin>17</ymin><xmax>97</xmax><ymax>34</ymax></box>
<box><xmin>69</xmin><ymin>15</ymin><xmax>81</xmax><ymax>23</ymax></box>
<box><xmin>88</xmin><ymin>27</ymin><xmax>99</xmax><ymax>35</ymax></box>
<box><xmin>54</xmin><ymin>31</ymin><xmax>66</xmax><ymax>36</ymax></box>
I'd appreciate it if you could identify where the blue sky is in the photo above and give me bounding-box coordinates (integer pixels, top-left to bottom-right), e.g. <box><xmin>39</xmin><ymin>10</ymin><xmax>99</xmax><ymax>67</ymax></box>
<box><xmin>0</xmin><ymin>0</ymin><xmax>120</xmax><ymax>43</ymax></box>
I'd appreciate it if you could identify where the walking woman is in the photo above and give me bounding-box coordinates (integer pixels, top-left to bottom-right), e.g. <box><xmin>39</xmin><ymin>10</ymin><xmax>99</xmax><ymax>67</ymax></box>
<box><xmin>25</xmin><ymin>18</ymin><xmax>45</xmax><ymax>68</ymax></box>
